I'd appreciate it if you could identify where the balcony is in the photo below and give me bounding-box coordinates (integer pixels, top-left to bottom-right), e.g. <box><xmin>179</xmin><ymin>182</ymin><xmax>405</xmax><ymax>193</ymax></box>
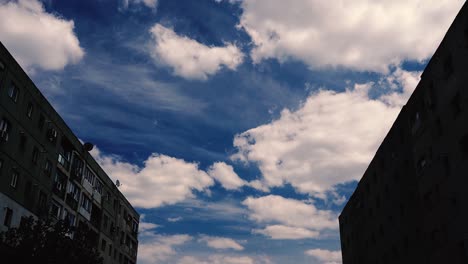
<box><xmin>57</xmin><ymin>153</ymin><xmax>70</xmax><ymax>171</ymax></box>
<box><xmin>52</xmin><ymin>183</ymin><xmax>66</xmax><ymax>199</ymax></box>
<box><xmin>65</xmin><ymin>195</ymin><xmax>79</xmax><ymax>210</ymax></box>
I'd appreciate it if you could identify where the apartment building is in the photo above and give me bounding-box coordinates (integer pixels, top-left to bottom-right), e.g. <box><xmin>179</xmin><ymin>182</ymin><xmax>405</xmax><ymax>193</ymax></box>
<box><xmin>339</xmin><ymin>2</ymin><xmax>468</xmax><ymax>264</ymax></box>
<box><xmin>0</xmin><ymin>41</ymin><xmax>139</xmax><ymax>264</ymax></box>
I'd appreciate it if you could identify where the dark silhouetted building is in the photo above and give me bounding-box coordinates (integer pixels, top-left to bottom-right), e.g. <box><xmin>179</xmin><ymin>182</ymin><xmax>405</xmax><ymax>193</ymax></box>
<box><xmin>0</xmin><ymin>42</ymin><xmax>139</xmax><ymax>264</ymax></box>
<box><xmin>340</xmin><ymin>2</ymin><xmax>468</xmax><ymax>264</ymax></box>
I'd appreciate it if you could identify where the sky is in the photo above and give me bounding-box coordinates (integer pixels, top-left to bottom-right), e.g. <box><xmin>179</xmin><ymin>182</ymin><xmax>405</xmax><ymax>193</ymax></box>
<box><xmin>0</xmin><ymin>0</ymin><xmax>465</xmax><ymax>263</ymax></box>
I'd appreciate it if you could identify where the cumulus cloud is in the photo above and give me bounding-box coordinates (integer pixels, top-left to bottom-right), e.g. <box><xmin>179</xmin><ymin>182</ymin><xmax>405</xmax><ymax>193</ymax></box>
<box><xmin>238</xmin><ymin>0</ymin><xmax>464</xmax><ymax>72</ymax></box>
<box><xmin>243</xmin><ymin>195</ymin><xmax>336</xmax><ymax>240</ymax></box>
<box><xmin>305</xmin><ymin>249</ymin><xmax>342</xmax><ymax>264</ymax></box>
<box><xmin>138</xmin><ymin>234</ymin><xmax>192</xmax><ymax>264</ymax></box>
<box><xmin>91</xmin><ymin>147</ymin><xmax>214</xmax><ymax>208</ymax></box>
<box><xmin>199</xmin><ymin>236</ymin><xmax>244</xmax><ymax>251</ymax></box>
<box><xmin>380</xmin><ymin>67</ymin><xmax>422</xmax><ymax>107</ymax></box>
<box><xmin>178</xmin><ymin>255</ymin><xmax>271</xmax><ymax>264</ymax></box>
<box><xmin>0</xmin><ymin>0</ymin><xmax>84</xmax><ymax>71</ymax></box>
<box><xmin>232</xmin><ymin>77</ymin><xmax>411</xmax><ymax>197</ymax></box>
<box><xmin>149</xmin><ymin>24</ymin><xmax>244</xmax><ymax>80</ymax></box>
<box><xmin>243</xmin><ymin>195</ymin><xmax>337</xmax><ymax>230</ymax></box>
<box><xmin>252</xmin><ymin>225</ymin><xmax>319</xmax><ymax>240</ymax></box>
<box><xmin>208</xmin><ymin>162</ymin><xmax>247</xmax><ymax>190</ymax></box>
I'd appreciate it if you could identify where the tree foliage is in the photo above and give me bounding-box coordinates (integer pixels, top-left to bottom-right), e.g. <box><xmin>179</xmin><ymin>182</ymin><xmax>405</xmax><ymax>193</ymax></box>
<box><xmin>0</xmin><ymin>216</ymin><xmax>103</xmax><ymax>264</ymax></box>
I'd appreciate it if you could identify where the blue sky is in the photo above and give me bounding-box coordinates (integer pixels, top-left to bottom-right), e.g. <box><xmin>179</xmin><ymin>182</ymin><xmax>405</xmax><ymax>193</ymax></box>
<box><xmin>0</xmin><ymin>0</ymin><xmax>465</xmax><ymax>263</ymax></box>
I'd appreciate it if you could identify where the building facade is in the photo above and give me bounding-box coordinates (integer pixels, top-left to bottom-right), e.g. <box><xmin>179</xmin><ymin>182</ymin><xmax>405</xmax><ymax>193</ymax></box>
<box><xmin>0</xmin><ymin>42</ymin><xmax>139</xmax><ymax>264</ymax></box>
<box><xmin>340</xmin><ymin>2</ymin><xmax>468</xmax><ymax>264</ymax></box>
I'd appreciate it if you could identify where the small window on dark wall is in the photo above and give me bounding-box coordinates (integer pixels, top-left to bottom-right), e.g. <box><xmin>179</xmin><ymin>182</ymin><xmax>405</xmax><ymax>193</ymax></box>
<box><xmin>10</xmin><ymin>170</ymin><xmax>18</xmax><ymax>188</ymax></box>
<box><xmin>26</xmin><ymin>102</ymin><xmax>33</xmax><ymax>118</ymax></box>
<box><xmin>8</xmin><ymin>84</ymin><xmax>19</xmax><ymax>103</ymax></box>
<box><xmin>32</xmin><ymin>146</ymin><xmax>39</xmax><ymax>164</ymax></box>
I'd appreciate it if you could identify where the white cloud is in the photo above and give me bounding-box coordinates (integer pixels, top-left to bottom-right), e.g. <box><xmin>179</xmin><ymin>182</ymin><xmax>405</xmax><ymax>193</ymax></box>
<box><xmin>0</xmin><ymin>0</ymin><xmax>84</xmax><ymax>71</ymax></box>
<box><xmin>149</xmin><ymin>24</ymin><xmax>244</xmax><ymax>80</ymax></box>
<box><xmin>91</xmin><ymin>147</ymin><xmax>214</xmax><ymax>208</ymax></box>
<box><xmin>208</xmin><ymin>162</ymin><xmax>247</xmax><ymax>190</ymax></box>
<box><xmin>232</xmin><ymin>78</ymin><xmax>408</xmax><ymax>197</ymax></box>
<box><xmin>138</xmin><ymin>234</ymin><xmax>192</xmax><ymax>264</ymax></box>
<box><xmin>238</xmin><ymin>0</ymin><xmax>464</xmax><ymax>72</ymax></box>
<box><xmin>305</xmin><ymin>249</ymin><xmax>342</xmax><ymax>264</ymax></box>
<box><xmin>178</xmin><ymin>255</ymin><xmax>267</xmax><ymax>264</ymax></box>
<box><xmin>253</xmin><ymin>225</ymin><xmax>319</xmax><ymax>240</ymax></box>
<box><xmin>243</xmin><ymin>195</ymin><xmax>337</xmax><ymax>230</ymax></box>
<box><xmin>139</xmin><ymin>221</ymin><xmax>160</xmax><ymax>232</ymax></box>
<box><xmin>199</xmin><ymin>236</ymin><xmax>244</xmax><ymax>251</ymax></box>
<box><xmin>168</xmin><ymin>217</ymin><xmax>183</xmax><ymax>222</ymax></box>
<box><xmin>380</xmin><ymin>67</ymin><xmax>422</xmax><ymax>107</ymax></box>
<box><xmin>124</xmin><ymin>0</ymin><xmax>158</xmax><ymax>9</ymax></box>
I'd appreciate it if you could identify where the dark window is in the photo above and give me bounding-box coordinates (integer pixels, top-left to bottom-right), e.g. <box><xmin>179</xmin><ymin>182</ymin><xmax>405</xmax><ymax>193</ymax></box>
<box><xmin>38</xmin><ymin>191</ymin><xmax>47</xmax><ymax>209</ymax></box>
<box><xmin>47</xmin><ymin>128</ymin><xmax>58</xmax><ymax>143</ymax></box>
<box><xmin>109</xmin><ymin>244</ymin><xmax>112</xmax><ymax>256</ymax></box>
<box><xmin>10</xmin><ymin>170</ymin><xmax>18</xmax><ymax>188</ymax></box>
<box><xmin>44</xmin><ymin>159</ymin><xmax>52</xmax><ymax>176</ymax></box>
<box><xmin>8</xmin><ymin>84</ymin><xmax>19</xmax><ymax>103</ymax></box>
<box><xmin>451</xmin><ymin>92</ymin><xmax>462</xmax><ymax>118</ymax></box>
<box><xmin>32</xmin><ymin>146</ymin><xmax>39</xmax><ymax>164</ymax></box>
<box><xmin>0</xmin><ymin>118</ymin><xmax>11</xmax><ymax>142</ymax></box>
<box><xmin>26</xmin><ymin>102</ymin><xmax>33</xmax><ymax>118</ymax></box>
<box><xmin>101</xmin><ymin>239</ymin><xmax>107</xmax><ymax>251</ymax></box>
<box><xmin>38</xmin><ymin>114</ymin><xmax>45</xmax><ymax>130</ymax></box>
<box><xmin>0</xmin><ymin>159</ymin><xmax>3</xmax><ymax>170</ymax></box>
<box><xmin>3</xmin><ymin>208</ymin><xmax>13</xmax><ymax>227</ymax></box>
<box><xmin>49</xmin><ymin>200</ymin><xmax>61</xmax><ymax>219</ymax></box>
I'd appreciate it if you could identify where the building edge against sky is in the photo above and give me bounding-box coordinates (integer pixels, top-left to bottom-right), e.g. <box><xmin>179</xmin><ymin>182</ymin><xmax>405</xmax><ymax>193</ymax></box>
<box><xmin>0</xmin><ymin>41</ymin><xmax>139</xmax><ymax>264</ymax></box>
<box><xmin>340</xmin><ymin>2</ymin><xmax>468</xmax><ymax>264</ymax></box>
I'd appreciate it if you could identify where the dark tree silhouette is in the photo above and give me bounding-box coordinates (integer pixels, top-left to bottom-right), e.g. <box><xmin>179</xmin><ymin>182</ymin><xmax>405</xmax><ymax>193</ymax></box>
<box><xmin>0</xmin><ymin>216</ymin><xmax>103</xmax><ymax>264</ymax></box>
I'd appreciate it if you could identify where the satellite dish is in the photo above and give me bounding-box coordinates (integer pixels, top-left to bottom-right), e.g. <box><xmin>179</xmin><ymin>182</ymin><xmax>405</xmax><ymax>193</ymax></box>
<box><xmin>116</xmin><ymin>180</ymin><xmax>121</xmax><ymax>187</ymax></box>
<box><xmin>83</xmin><ymin>142</ymin><xmax>94</xmax><ymax>152</ymax></box>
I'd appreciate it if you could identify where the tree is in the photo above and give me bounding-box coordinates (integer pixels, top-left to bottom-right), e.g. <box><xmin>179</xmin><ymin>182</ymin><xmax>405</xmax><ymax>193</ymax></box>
<box><xmin>0</xmin><ymin>216</ymin><xmax>103</xmax><ymax>264</ymax></box>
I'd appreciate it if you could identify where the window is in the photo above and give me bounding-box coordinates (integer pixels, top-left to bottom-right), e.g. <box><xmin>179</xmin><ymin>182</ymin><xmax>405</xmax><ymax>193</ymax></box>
<box><xmin>32</xmin><ymin>146</ymin><xmax>39</xmax><ymax>164</ymax></box>
<box><xmin>8</xmin><ymin>84</ymin><xmax>19</xmax><ymax>103</ymax></box>
<box><xmin>103</xmin><ymin>214</ymin><xmax>109</xmax><ymax>229</ymax></box>
<box><xmin>0</xmin><ymin>159</ymin><xmax>3</xmax><ymax>170</ymax></box>
<box><xmin>50</xmin><ymin>200</ymin><xmax>61</xmax><ymax>219</ymax></box>
<box><xmin>84</xmin><ymin>167</ymin><xmax>96</xmax><ymax>185</ymax></box>
<box><xmin>101</xmin><ymin>239</ymin><xmax>107</xmax><ymax>251</ymax></box>
<box><xmin>3</xmin><ymin>208</ymin><xmax>13</xmax><ymax>227</ymax></box>
<box><xmin>451</xmin><ymin>92</ymin><xmax>461</xmax><ymax>118</ymax></box>
<box><xmin>10</xmin><ymin>170</ymin><xmax>18</xmax><ymax>188</ymax></box>
<box><xmin>109</xmin><ymin>244</ymin><xmax>112</xmax><ymax>256</ymax></box>
<box><xmin>26</xmin><ymin>102</ymin><xmax>33</xmax><ymax>118</ymax></box>
<box><xmin>44</xmin><ymin>159</ymin><xmax>52</xmax><ymax>176</ymax></box>
<box><xmin>38</xmin><ymin>191</ymin><xmax>47</xmax><ymax>209</ymax></box>
<box><xmin>94</xmin><ymin>179</ymin><xmax>103</xmax><ymax>195</ymax></box>
<box><xmin>54</xmin><ymin>172</ymin><xmax>66</xmax><ymax>191</ymax></box>
<box><xmin>0</xmin><ymin>118</ymin><xmax>10</xmax><ymax>142</ymax></box>
<box><xmin>81</xmin><ymin>195</ymin><xmax>92</xmax><ymax>213</ymax></box>
<box><xmin>67</xmin><ymin>181</ymin><xmax>80</xmax><ymax>201</ymax></box>
<box><xmin>38</xmin><ymin>114</ymin><xmax>45</xmax><ymax>130</ymax></box>
<box><xmin>47</xmin><ymin>128</ymin><xmax>58</xmax><ymax>143</ymax></box>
